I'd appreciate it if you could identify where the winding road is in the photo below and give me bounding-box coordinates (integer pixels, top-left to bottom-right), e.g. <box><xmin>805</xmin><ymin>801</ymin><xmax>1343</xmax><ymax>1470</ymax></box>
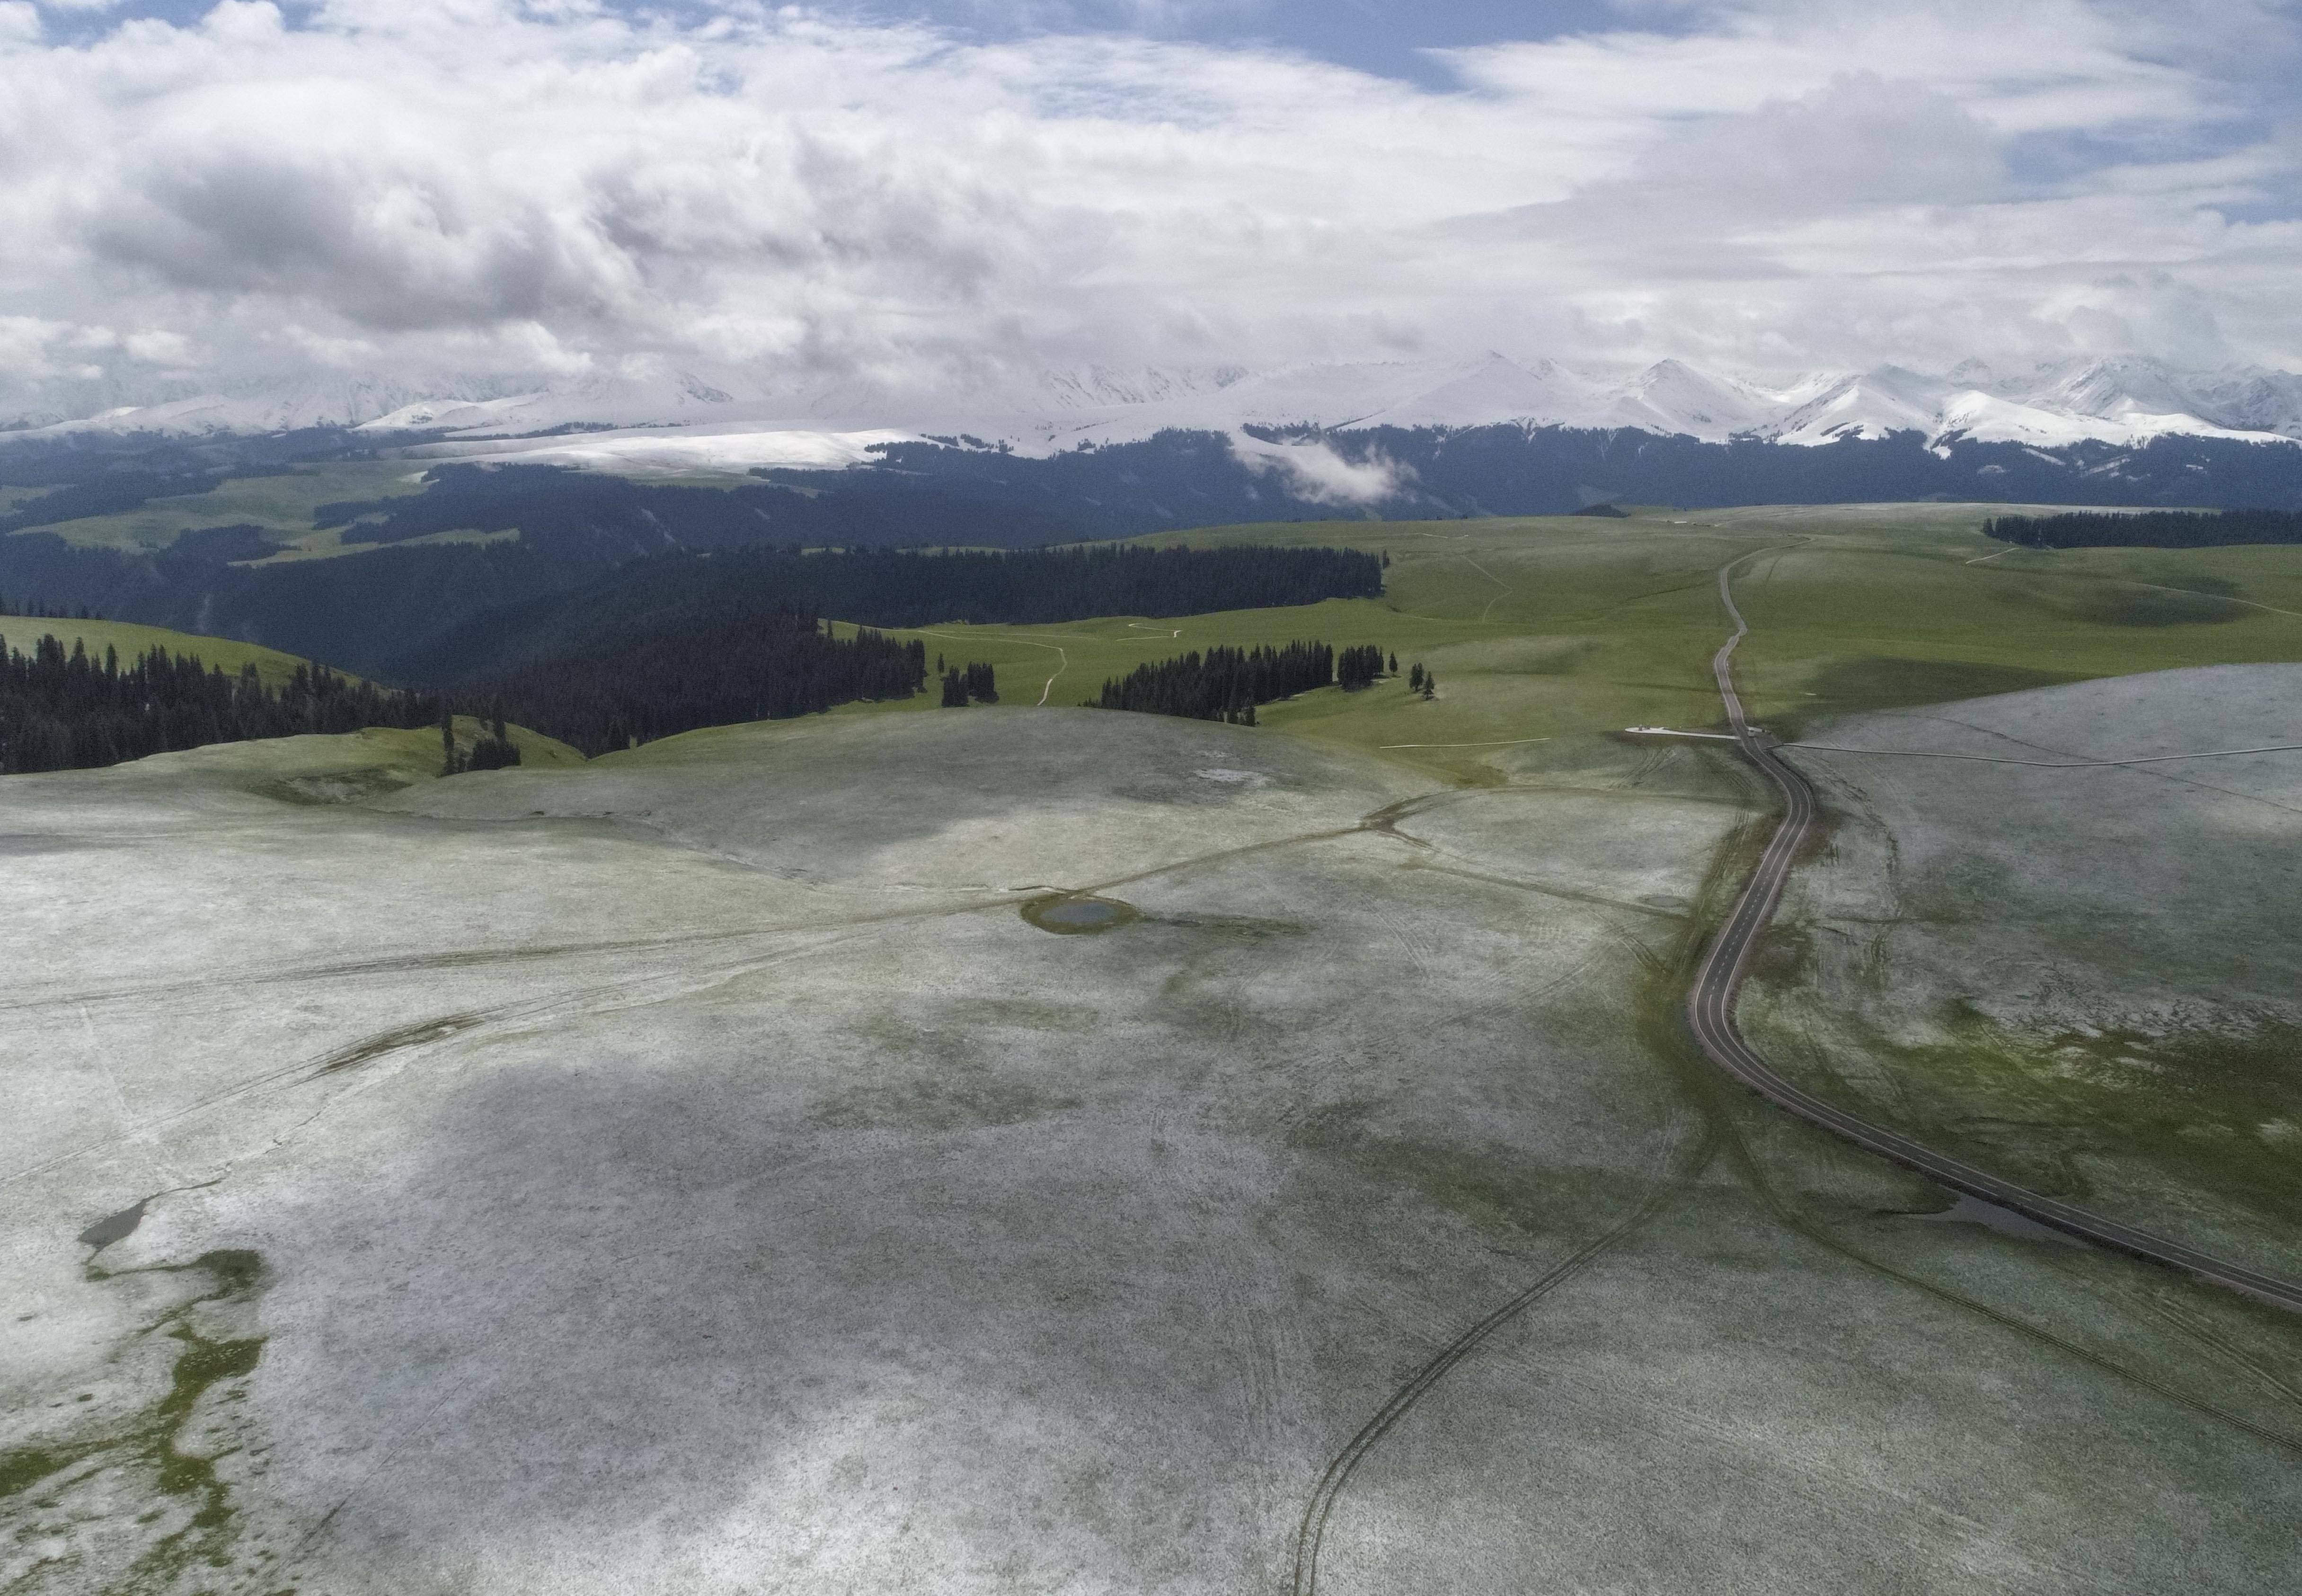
<box><xmin>1688</xmin><ymin>553</ymin><xmax>2302</xmax><ymax>1313</ymax></box>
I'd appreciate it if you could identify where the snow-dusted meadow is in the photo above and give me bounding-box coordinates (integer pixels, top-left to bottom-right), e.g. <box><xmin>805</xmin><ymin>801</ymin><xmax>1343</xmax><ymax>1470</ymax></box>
<box><xmin>4</xmin><ymin>707</ymin><xmax>2299</xmax><ymax>1593</ymax></box>
<box><xmin>1751</xmin><ymin>665</ymin><xmax>2302</xmax><ymax>1282</ymax></box>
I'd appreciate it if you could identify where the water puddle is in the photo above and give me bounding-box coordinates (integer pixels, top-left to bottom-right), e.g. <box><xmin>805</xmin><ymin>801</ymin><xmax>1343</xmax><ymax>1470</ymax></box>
<box><xmin>78</xmin><ymin>1198</ymin><xmax>148</xmax><ymax>1251</ymax></box>
<box><xmin>1021</xmin><ymin>894</ymin><xmax>1141</xmax><ymax>935</ymax></box>
<box><xmin>1908</xmin><ymin>1194</ymin><xmax>2083</xmax><ymax>1247</ymax></box>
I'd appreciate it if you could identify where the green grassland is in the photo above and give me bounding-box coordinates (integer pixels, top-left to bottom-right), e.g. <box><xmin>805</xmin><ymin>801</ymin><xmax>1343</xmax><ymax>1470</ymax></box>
<box><xmin>12</xmin><ymin>460</ymin><xmax>750</xmax><ymax>557</ymax></box>
<box><xmin>832</xmin><ymin>502</ymin><xmax>2302</xmax><ymax>784</ymax></box>
<box><xmin>21</xmin><ymin>496</ymin><xmax>2302</xmax><ymax>790</ymax></box>
<box><xmin>15</xmin><ymin>461</ymin><xmax>430</xmax><ymax>552</ymax></box>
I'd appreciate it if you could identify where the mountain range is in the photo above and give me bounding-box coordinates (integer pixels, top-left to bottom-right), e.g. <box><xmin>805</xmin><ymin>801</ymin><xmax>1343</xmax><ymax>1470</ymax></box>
<box><xmin>10</xmin><ymin>355</ymin><xmax>2301</xmax><ymax>479</ymax></box>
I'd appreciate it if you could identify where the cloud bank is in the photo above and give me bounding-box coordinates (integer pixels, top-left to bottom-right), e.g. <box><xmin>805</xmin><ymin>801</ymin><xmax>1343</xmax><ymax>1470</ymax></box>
<box><xmin>2</xmin><ymin>0</ymin><xmax>2298</xmax><ymax>419</ymax></box>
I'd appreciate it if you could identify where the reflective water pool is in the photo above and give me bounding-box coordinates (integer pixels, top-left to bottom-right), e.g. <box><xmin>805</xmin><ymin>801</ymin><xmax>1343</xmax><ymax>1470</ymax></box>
<box><xmin>1021</xmin><ymin>894</ymin><xmax>1140</xmax><ymax>934</ymax></box>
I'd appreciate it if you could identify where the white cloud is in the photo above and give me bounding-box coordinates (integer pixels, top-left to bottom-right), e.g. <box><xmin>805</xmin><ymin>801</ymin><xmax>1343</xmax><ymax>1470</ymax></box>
<box><xmin>121</xmin><ymin>328</ymin><xmax>197</xmax><ymax>364</ymax></box>
<box><xmin>0</xmin><ymin>0</ymin><xmax>2295</xmax><ymax>421</ymax></box>
<box><xmin>1231</xmin><ymin>434</ymin><xmax>1411</xmax><ymax>505</ymax></box>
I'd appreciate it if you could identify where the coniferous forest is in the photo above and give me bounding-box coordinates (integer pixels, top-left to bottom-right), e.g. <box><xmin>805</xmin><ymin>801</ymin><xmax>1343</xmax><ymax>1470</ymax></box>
<box><xmin>1</xmin><ymin>595</ymin><xmax>104</xmax><ymax>620</ymax></box>
<box><xmin>468</xmin><ymin>606</ymin><xmax>927</xmax><ymax>756</ymax></box>
<box><xmin>1985</xmin><ymin>508</ymin><xmax>2302</xmax><ymax>549</ymax></box>
<box><xmin>1090</xmin><ymin>640</ymin><xmax>1381</xmax><ymax>721</ymax></box>
<box><xmin>0</xmin><ymin>633</ymin><xmax>437</xmax><ymax>775</ymax></box>
<box><xmin>394</xmin><ymin>542</ymin><xmax>1387</xmax><ymax>686</ymax></box>
<box><xmin>1</xmin><ymin>539</ymin><xmax>1393</xmax><ymax>773</ymax></box>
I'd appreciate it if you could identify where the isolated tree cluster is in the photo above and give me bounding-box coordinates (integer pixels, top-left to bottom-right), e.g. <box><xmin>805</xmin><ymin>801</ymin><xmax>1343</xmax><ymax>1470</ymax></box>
<box><xmin>1089</xmin><ymin>639</ymin><xmax>1388</xmax><ymax>722</ymax></box>
<box><xmin>440</xmin><ymin>704</ymin><xmax>523</xmax><ymax>775</ymax></box>
<box><xmin>1337</xmin><ymin>644</ymin><xmax>1389</xmax><ymax>690</ymax></box>
<box><xmin>0</xmin><ymin>632</ymin><xmax>436</xmax><ymax>774</ymax></box>
<box><xmin>940</xmin><ymin>661</ymin><xmax>998</xmax><ymax>706</ymax></box>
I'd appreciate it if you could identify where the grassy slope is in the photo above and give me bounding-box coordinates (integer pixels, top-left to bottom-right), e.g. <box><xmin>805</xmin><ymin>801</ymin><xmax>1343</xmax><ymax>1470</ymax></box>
<box><xmin>119</xmin><ymin>719</ymin><xmax>586</xmax><ymax>793</ymax></box>
<box><xmin>0</xmin><ymin>614</ymin><xmax>316</xmax><ymax>688</ymax></box>
<box><xmin>14</xmin><ymin>461</ymin><xmax>431</xmax><ymax>553</ymax></box>
<box><xmin>829</xmin><ymin>501</ymin><xmax>2302</xmax><ymax>784</ymax></box>
<box><xmin>14</xmin><ymin>460</ymin><xmax>740</xmax><ymax>557</ymax></box>
<box><xmin>0</xmin><ymin>615</ymin><xmax>586</xmax><ymax>769</ymax></box>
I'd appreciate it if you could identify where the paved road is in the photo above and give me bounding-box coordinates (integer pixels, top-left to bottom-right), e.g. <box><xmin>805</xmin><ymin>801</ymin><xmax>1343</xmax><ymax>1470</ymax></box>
<box><xmin>1687</xmin><ymin>555</ymin><xmax>2302</xmax><ymax>1314</ymax></box>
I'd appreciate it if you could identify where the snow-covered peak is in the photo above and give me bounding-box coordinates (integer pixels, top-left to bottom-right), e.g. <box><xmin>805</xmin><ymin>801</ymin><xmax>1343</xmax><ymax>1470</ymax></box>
<box><xmin>8</xmin><ymin>353</ymin><xmax>2299</xmax><ymax>471</ymax></box>
<box><xmin>2185</xmin><ymin>367</ymin><xmax>2302</xmax><ymax>438</ymax></box>
<box><xmin>1601</xmin><ymin>360</ymin><xmax>1775</xmax><ymax>441</ymax></box>
<box><xmin>1763</xmin><ymin>366</ymin><xmax>1955</xmax><ymax>444</ymax></box>
<box><xmin>2032</xmin><ymin>356</ymin><xmax>2201</xmax><ymax>422</ymax></box>
<box><xmin>16</xmin><ymin>376</ymin><xmax>530</xmax><ymax>438</ymax></box>
<box><xmin>1334</xmin><ymin>354</ymin><xmax>1601</xmax><ymax>430</ymax></box>
<box><xmin>1033</xmin><ymin>365</ymin><xmax>1249</xmax><ymax>410</ymax></box>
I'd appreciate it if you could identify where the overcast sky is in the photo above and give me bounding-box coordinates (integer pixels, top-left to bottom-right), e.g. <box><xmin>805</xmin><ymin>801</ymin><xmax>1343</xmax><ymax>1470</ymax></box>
<box><xmin>4</xmin><ymin>0</ymin><xmax>2298</xmax><ymax>411</ymax></box>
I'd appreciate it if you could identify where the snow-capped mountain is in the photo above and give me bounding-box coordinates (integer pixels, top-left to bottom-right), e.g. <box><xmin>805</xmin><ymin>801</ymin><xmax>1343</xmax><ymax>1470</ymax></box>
<box><xmin>8</xmin><ymin>353</ymin><xmax>2299</xmax><ymax>477</ymax></box>
<box><xmin>7</xmin><ymin>374</ymin><xmax>538</xmax><ymax>438</ymax></box>
<box><xmin>1007</xmin><ymin>353</ymin><xmax>2302</xmax><ymax>452</ymax></box>
<box><xmin>1598</xmin><ymin>359</ymin><xmax>1779</xmax><ymax>437</ymax></box>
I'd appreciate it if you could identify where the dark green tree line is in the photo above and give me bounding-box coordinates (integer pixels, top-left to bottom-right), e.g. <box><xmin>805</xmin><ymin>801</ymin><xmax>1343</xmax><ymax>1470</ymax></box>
<box><xmin>1089</xmin><ymin>641</ymin><xmax>1346</xmax><ymax>721</ymax></box>
<box><xmin>1985</xmin><ymin>508</ymin><xmax>2302</xmax><ymax>549</ymax></box>
<box><xmin>0</xmin><ymin>633</ymin><xmax>436</xmax><ymax>775</ymax></box>
<box><xmin>467</xmin><ymin>607</ymin><xmax>928</xmax><ymax>756</ymax></box>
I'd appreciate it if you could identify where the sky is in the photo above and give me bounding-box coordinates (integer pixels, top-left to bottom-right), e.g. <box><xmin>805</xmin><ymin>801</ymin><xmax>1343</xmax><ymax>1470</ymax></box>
<box><xmin>2</xmin><ymin>0</ymin><xmax>2299</xmax><ymax>417</ymax></box>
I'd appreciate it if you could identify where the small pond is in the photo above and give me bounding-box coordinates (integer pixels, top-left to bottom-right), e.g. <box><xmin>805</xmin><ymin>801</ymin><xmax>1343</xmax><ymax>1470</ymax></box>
<box><xmin>1021</xmin><ymin>894</ymin><xmax>1141</xmax><ymax>935</ymax></box>
<box><xmin>1908</xmin><ymin>1194</ymin><xmax>2081</xmax><ymax>1247</ymax></box>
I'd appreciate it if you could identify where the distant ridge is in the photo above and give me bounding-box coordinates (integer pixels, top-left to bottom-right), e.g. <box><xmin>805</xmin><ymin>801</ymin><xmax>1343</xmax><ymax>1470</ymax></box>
<box><xmin>8</xmin><ymin>354</ymin><xmax>2300</xmax><ymax>476</ymax></box>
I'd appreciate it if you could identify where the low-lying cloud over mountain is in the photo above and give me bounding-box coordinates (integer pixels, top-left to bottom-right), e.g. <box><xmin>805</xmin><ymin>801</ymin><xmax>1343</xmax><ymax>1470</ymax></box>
<box><xmin>2</xmin><ymin>0</ymin><xmax>2299</xmax><ymax>427</ymax></box>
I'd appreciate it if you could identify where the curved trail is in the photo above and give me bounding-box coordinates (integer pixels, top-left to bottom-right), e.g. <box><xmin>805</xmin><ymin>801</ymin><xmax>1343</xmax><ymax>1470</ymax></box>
<box><xmin>1287</xmin><ymin>1130</ymin><xmax>1712</xmax><ymax>1596</ymax></box>
<box><xmin>909</xmin><ymin>627</ymin><xmax>1068</xmax><ymax>705</ymax></box>
<box><xmin>1687</xmin><ymin>552</ymin><xmax>2302</xmax><ymax>1314</ymax></box>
